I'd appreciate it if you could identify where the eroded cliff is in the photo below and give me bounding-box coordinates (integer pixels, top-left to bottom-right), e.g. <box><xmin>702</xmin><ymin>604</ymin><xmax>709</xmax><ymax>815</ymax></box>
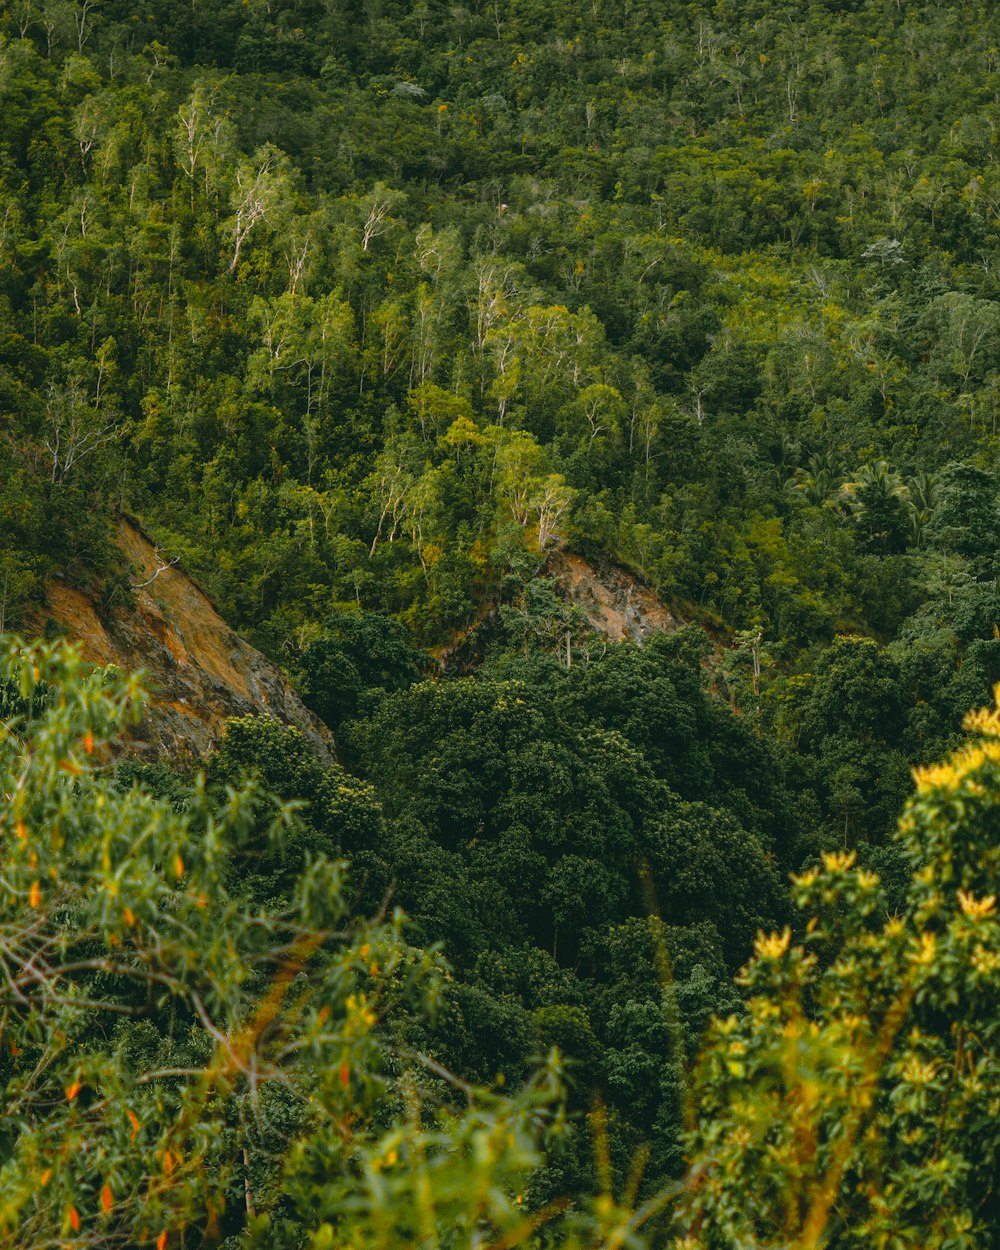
<box><xmin>28</xmin><ymin>519</ymin><xmax>335</xmax><ymax>764</ymax></box>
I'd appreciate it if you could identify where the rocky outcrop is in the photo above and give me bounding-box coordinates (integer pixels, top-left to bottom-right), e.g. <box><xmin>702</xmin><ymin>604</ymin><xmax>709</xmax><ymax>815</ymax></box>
<box><xmin>548</xmin><ymin>551</ymin><xmax>675</xmax><ymax>644</ymax></box>
<box><xmin>29</xmin><ymin>518</ymin><xmax>335</xmax><ymax>764</ymax></box>
<box><xmin>434</xmin><ymin>551</ymin><xmax>677</xmax><ymax>673</ymax></box>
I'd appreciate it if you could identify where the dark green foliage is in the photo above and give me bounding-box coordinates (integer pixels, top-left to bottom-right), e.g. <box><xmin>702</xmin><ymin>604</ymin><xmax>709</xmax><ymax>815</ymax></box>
<box><xmin>208</xmin><ymin>714</ymin><xmax>390</xmax><ymax>908</ymax></box>
<box><xmin>322</xmin><ymin>642</ymin><xmax>796</xmax><ymax>1188</ymax></box>
<box><xmin>298</xmin><ymin>610</ymin><xmax>422</xmax><ymax>731</ymax></box>
<box><xmin>9</xmin><ymin>0</ymin><xmax>1000</xmax><ymax>1236</ymax></box>
<box><xmin>923</xmin><ymin>462</ymin><xmax>1000</xmax><ymax>572</ymax></box>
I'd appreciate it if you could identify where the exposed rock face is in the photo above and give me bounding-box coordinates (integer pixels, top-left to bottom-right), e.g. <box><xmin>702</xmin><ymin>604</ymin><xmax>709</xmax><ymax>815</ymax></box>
<box><xmin>548</xmin><ymin>551</ymin><xmax>675</xmax><ymax>643</ymax></box>
<box><xmin>434</xmin><ymin>551</ymin><xmax>677</xmax><ymax>673</ymax></box>
<box><xmin>29</xmin><ymin>518</ymin><xmax>335</xmax><ymax>764</ymax></box>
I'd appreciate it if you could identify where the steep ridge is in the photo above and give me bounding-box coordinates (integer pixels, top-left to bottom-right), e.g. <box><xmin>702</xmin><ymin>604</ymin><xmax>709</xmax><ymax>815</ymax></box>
<box><xmin>28</xmin><ymin>519</ymin><xmax>335</xmax><ymax>764</ymax></box>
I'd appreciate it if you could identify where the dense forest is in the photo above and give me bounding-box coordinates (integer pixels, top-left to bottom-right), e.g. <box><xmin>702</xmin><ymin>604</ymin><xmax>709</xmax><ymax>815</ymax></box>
<box><xmin>4</xmin><ymin>1</ymin><xmax>1000</xmax><ymax>1246</ymax></box>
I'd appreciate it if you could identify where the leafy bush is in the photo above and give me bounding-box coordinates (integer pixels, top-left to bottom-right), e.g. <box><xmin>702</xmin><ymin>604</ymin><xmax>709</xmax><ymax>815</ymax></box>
<box><xmin>0</xmin><ymin>638</ymin><xmax>574</xmax><ymax>1248</ymax></box>
<box><xmin>674</xmin><ymin>692</ymin><xmax>1000</xmax><ymax>1248</ymax></box>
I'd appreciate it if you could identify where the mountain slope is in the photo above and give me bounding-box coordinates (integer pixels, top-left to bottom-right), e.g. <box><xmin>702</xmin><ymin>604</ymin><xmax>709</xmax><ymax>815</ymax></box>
<box><xmin>29</xmin><ymin>518</ymin><xmax>334</xmax><ymax>763</ymax></box>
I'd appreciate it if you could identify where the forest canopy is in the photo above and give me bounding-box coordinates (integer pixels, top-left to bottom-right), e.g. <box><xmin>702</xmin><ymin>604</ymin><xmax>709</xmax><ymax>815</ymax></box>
<box><xmin>4</xmin><ymin>0</ymin><xmax>1000</xmax><ymax>1246</ymax></box>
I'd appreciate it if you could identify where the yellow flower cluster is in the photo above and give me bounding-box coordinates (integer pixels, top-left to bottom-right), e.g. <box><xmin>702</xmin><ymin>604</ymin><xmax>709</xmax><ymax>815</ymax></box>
<box><xmin>821</xmin><ymin>849</ymin><xmax>857</xmax><ymax>872</ymax></box>
<box><xmin>753</xmin><ymin>927</ymin><xmax>791</xmax><ymax>959</ymax></box>
<box><xmin>908</xmin><ymin>931</ymin><xmax>937</xmax><ymax>965</ymax></box>
<box><xmin>971</xmin><ymin>943</ymin><xmax>1000</xmax><ymax>975</ymax></box>
<box><xmin>900</xmin><ymin>1056</ymin><xmax>939</xmax><ymax>1085</ymax></box>
<box><xmin>913</xmin><ymin>739</ymin><xmax>1000</xmax><ymax>794</ymax></box>
<box><xmin>344</xmin><ymin>993</ymin><xmax>377</xmax><ymax>1034</ymax></box>
<box><xmin>957</xmin><ymin>890</ymin><xmax>997</xmax><ymax>919</ymax></box>
<box><xmin>962</xmin><ymin>686</ymin><xmax>1000</xmax><ymax>737</ymax></box>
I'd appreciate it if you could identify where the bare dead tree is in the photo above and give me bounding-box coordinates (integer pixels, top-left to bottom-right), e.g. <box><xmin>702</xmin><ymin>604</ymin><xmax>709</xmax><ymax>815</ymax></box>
<box><xmin>130</xmin><ymin>553</ymin><xmax>180</xmax><ymax>591</ymax></box>
<box><xmin>229</xmin><ymin>149</ymin><xmax>283</xmax><ymax>274</ymax></box>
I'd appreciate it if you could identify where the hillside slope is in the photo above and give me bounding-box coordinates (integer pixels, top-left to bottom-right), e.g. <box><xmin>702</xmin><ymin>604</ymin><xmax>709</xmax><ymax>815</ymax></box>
<box><xmin>549</xmin><ymin>551</ymin><xmax>676</xmax><ymax>644</ymax></box>
<box><xmin>28</xmin><ymin>519</ymin><xmax>334</xmax><ymax>763</ymax></box>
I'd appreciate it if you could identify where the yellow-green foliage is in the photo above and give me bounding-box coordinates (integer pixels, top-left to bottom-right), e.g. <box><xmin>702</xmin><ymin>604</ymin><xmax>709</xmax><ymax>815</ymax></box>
<box><xmin>673</xmin><ymin>692</ymin><xmax>1000</xmax><ymax>1248</ymax></box>
<box><xmin>0</xmin><ymin>638</ymin><xmax>572</xmax><ymax>1249</ymax></box>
